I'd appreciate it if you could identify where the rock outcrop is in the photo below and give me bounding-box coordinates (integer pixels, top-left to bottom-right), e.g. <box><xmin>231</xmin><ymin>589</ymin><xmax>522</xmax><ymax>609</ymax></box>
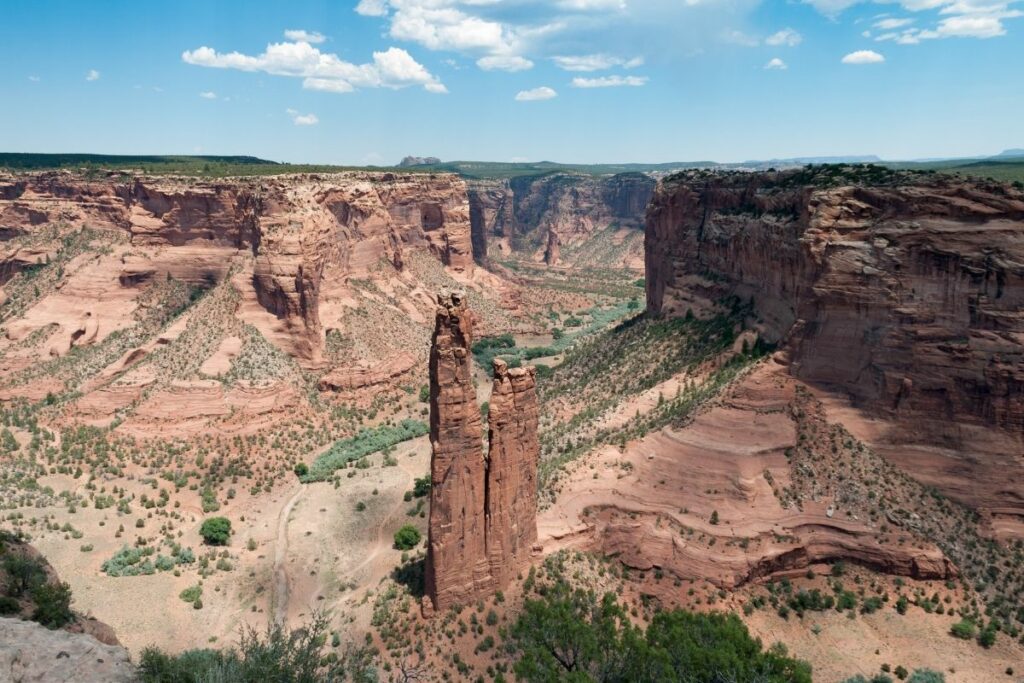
<box><xmin>539</xmin><ymin>363</ymin><xmax>957</xmax><ymax>588</ymax></box>
<box><xmin>467</xmin><ymin>172</ymin><xmax>654</xmax><ymax>266</ymax></box>
<box><xmin>425</xmin><ymin>294</ymin><xmax>539</xmax><ymax>613</ymax></box>
<box><xmin>0</xmin><ymin>618</ymin><xmax>135</xmax><ymax>683</ymax></box>
<box><xmin>645</xmin><ymin>168</ymin><xmax>1024</xmax><ymax>520</ymax></box>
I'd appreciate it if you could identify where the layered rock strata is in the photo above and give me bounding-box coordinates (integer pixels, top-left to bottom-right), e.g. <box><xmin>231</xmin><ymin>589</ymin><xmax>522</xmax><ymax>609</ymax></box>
<box><xmin>0</xmin><ymin>171</ymin><xmax>472</xmax><ymax>365</ymax></box>
<box><xmin>467</xmin><ymin>172</ymin><xmax>654</xmax><ymax>264</ymax></box>
<box><xmin>645</xmin><ymin>169</ymin><xmax>1024</xmax><ymax>520</ymax></box>
<box><xmin>425</xmin><ymin>293</ymin><xmax>539</xmax><ymax>612</ymax></box>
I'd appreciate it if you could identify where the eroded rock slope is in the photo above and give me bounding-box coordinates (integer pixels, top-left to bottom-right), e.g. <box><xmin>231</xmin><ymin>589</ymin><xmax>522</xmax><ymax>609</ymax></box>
<box><xmin>645</xmin><ymin>168</ymin><xmax>1024</xmax><ymax>527</ymax></box>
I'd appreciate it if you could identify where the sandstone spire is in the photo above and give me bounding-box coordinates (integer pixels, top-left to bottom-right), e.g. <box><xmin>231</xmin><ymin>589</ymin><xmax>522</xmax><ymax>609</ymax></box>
<box><xmin>425</xmin><ymin>294</ymin><xmax>540</xmax><ymax>614</ymax></box>
<box><xmin>424</xmin><ymin>292</ymin><xmax>491</xmax><ymax>612</ymax></box>
<box><xmin>485</xmin><ymin>358</ymin><xmax>539</xmax><ymax>589</ymax></box>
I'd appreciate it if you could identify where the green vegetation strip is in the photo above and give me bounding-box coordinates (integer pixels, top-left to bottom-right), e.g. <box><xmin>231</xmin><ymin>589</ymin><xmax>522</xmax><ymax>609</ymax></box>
<box><xmin>300</xmin><ymin>419</ymin><xmax>428</xmax><ymax>483</ymax></box>
<box><xmin>472</xmin><ymin>299</ymin><xmax>636</xmax><ymax>375</ymax></box>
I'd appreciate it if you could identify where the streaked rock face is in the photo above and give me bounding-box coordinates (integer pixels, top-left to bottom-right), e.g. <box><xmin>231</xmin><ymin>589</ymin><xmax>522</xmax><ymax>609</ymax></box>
<box><xmin>425</xmin><ymin>294</ymin><xmax>539</xmax><ymax>613</ymax></box>
<box><xmin>467</xmin><ymin>172</ymin><xmax>654</xmax><ymax>265</ymax></box>
<box><xmin>424</xmin><ymin>292</ymin><xmax>492</xmax><ymax>611</ymax></box>
<box><xmin>645</xmin><ymin>169</ymin><xmax>1024</xmax><ymax>521</ymax></box>
<box><xmin>486</xmin><ymin>358</ymin><xmax>539</xmax><ymax>589</ymax></box>
<box><xmin>0</xmin><ymin>170</ymin><xmax>472</xmax><ymax>364</ymax></box>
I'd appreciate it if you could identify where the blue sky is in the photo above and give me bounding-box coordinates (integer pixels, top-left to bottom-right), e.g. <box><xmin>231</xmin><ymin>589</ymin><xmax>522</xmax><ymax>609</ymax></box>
<box><xmin>1</xmin><ymin>0</ymin><xmax>1021</xmax><ymax>164</ymax></box>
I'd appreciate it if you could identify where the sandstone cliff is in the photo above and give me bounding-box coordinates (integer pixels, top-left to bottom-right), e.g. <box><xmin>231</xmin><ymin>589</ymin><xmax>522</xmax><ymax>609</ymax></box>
<box><xmin>425</xmin><ymin>294</ymin><xmax>539</xmax><ymax>613</ymax></box>
<box><xmin>645</xmin><ymin>167</ymin><xmax>1024</xmax><ymax>522</ymax></box>
<box><xmin>0</xmin><ymin>170</ymin><xmax>473</xmax><ymax>365</ymax></box>
<box><xmin>468</xmin><ymin>172</ymin><xmax>654</xmax><ymax>267</ymax></box>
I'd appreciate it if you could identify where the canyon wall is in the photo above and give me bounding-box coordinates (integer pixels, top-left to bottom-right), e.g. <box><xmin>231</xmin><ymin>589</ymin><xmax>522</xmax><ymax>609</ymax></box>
<box><xmin>467</xmin><ymin>172</ymin><xmax>654</xmax><ymax>265</ymax></box>
<box><xmin>645</xmin><ymin>168</ymin><xmax>1024</xmax><ymax>517</ymax></box>
<box><xmin>0</xmin><ymin>171</ymin><xmax>472</xmax><ymax>364</ymax></box>
<box><xmin>425</xmin><ymin>293</ymin><xmax>538</xmax><ymax>613</ymax></box>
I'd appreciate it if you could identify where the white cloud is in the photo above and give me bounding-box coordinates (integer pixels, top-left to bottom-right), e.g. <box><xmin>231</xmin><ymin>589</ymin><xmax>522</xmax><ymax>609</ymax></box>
<box><xmin>841</xmin><ymin>49</ymin><xmax>886</xmax><ymax>63</ymax></box>
<box><xmin>355</xmin><ymin>0</ymin><xmax>389</xmax><ymax>16</ymax></box>
<box><xmin>286</xmin><ymin>109</ymin><xmax>319</xmax><ymax>125</ymax></box>
<box><xmin>552</xmin><ymin>54</ymin><xmax>643</xmax><ymax>71</ymax></box>
<box><xmin>283</xmin><ymin>29</ymin><xmax>326</xmax><ymax>44</ymax></box>
<box><xmin>477</xmin><ymin>54</ymin><xmax>534</xmax><ymax>71</ymax></box>
<box><xmin>86</xmin><ymin>69</ymin><xmax>100</xmax><ymax>81</ymax></box>
<box><xmin>874</xmin><ymin>17</ymin><xmax>915</xmax><ymax>28</ymax></box>
<box><xmin>182</xmin><ymin>39</ymin><xmax>446</xmax><ymax>94</ymax></box>
<box><xmin>806</xmin><ymin>0</ymin><xmax>1022</xmax><ymax>42</ymax></box>
<box><xmin>199</xmin><ymin>91</ymin><xmax>217</xmax><ymax>99</ymax></box>
<box><xmin>764</xmin><ymin>57</ymin><xmax>788</xmax><ymax>69</ymax></box>
<box><xmin>28</xmin><ymin>75</ymin><xmax>40</xmax><ymax>82</ymax></box>
<box><xmin>515</xmin><ymin>86</ymin><xmax>557</xmax><ymax>101</ymax></box>
<box><xmin>765</xmin><ymin>28</ymin><xmax>803</xmax><ymax>46</ymax></box>
<box><xmin>557</xmin><ymin>0</ymin><xmax>626</xmax><ymax>9</ymax></box>
<box><xmin>934</xmin><ymin>12</ymin><xmax>1011</xmax><ymax>36</ymax></box>
<box><xmin>571</xmin><ymin>74</ymin><xmax>648</xmax><ymax>87</ymax></box>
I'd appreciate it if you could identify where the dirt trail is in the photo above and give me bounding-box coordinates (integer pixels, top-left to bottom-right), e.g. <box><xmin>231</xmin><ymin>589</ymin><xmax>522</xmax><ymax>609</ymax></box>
<box><xmin>273</xmin><ymin>450</ymin><xmax>422</xmax><ymax>626</ymax></box>
<box><xmin>346</xmin><ymin>460</ymin><xmax>417</xmax><ymax>581</ymax></box>
<box><xmin>273</xmin><ymin>484</ymin><xmax>304</xmax><ymax>626</ymax></box>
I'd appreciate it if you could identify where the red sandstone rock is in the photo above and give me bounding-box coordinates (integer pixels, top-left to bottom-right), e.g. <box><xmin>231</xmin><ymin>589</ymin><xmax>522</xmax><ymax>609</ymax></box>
<box><xmin>467</xmin><ymin>173</ymin><xmax>654</xmax><ymax>266</ymax></box>
<box><xmin>486</xmin><ymin>358</ymin><xmax>539</xmax><ymax>588</ymax></box>
<box><xmin>425</xmin><ymin>295</ymin><xmax>540</xmax><ymax>613</ymax></box>
<box><xmin>424</xmin><ymin>293</ymin><xmax>491</xmax><ymax>612</ymax></box>
<box><xmin>645</xmin><ymin>170</ymin><xmax>1024</xmax><ymax>520</ymax></box>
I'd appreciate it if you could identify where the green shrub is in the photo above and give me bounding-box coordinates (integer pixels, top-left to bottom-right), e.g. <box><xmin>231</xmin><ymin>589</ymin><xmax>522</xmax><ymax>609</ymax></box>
<box><xmin>509</xmin><ymin>580</ymin><xmax>811</xmax><ymax>682</ymax></box>
<box><xmin>30</xmin><ymin>581</ymin><xmax>74</xmax><ymax>629</ymax></box>
<box><xmin>950</xmin><ymin>619</ymin><xmax>976</xmax><ymax>640</ymax></box>
<box><xmin>0</xmin><ymin>596</ymin><xmax>20</xmax><ymax>615</ymax></box>
<box><xmin>2</xmin><ymin>555</ymin><xmax>46</xmax><ymax>596</ymax></box>
<box><xmin>906</xmin><ymin>669</ymin><xmax>945</xmax><ymax>683</ymax></box>
<box><xmin>393</xmin><ymin>525</ymin><xmax>421</xmax><ymax>550</ymax></box>
<box><xmin>200</xmin><ymin>517</ymin><xmax>232</xmax><ymax>546</ymax></box>
<box><xmin>179</xmin><ymin>585</ymin><xmax>202</xmax><ymax>603</ymax></box>
<box><xmin>101</xmin><ymin>546</ymin><xmax>158</xmax><ymax>577</ymax></box>
<box><xmin>137</xmin><ymin>612</ymin><xmax>376</xmax><ymax>682</ymax></box>
<box><xmin>413</xmin><ymin>475</ymin><xmax>431</xmax><ymax>498</ymax></box>
<box><xmin>293</xmin><ymin>463</ymin><xmax>308</xmax><ymax>477</ymax></box>
<box><xmin>978</xmin><ymin>627</ymin><xmax>997</xmax><ymax>648</ymax></box>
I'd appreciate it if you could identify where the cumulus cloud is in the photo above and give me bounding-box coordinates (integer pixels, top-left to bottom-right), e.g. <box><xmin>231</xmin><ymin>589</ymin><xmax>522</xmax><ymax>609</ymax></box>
<box><xmin>765</xmin><ymin>28</ymin><xmax>803</xmax><ymax>46</ymax></box>
<box><xmin>571</xmin><ymin>74</ymin><xmax>648</xmax><ymax>87</ymax></box>
<box><xmin>86</xmin><ymin>69</ymin><xmax>100</xmax><ymax>81</ymax></box>
<box><xmin>199</xmin><ymin>91</ymin><xmax>217</xmax><ymax>99</ymax></box>
<box><xmin>515</xmin><ymin>86</ymin><xmax>558</xmax><ymax>101</ymax></box>
<box><xmin>283</xmin><ymin>29</ymin><xmax>326</xmax><ymax>44</ymax></box>
<box><xmin>841</xmin><ymin>49</ymin><xmax>886</xmax><ymax>63</ymax></box>
<box><xmin>286</xmin><ymin>108</ymin><xmax>319</xmax><ymax>125</ymax></box>
<box><xmin>806</xmin><ymin>0</ymin><xmax>1022</xmax><ymax>41</ymax></box>
<box><xmin>352</xmin><ymin>0</ymin><xmax>833</xmax><ymax>77</ymax></box>
<box><xmin>764</xmin><ymin>57</ymin><xmax>788</xmax><ymax>69</ymax></box>
<box><xmin>182</xmin><ymin>35</ymin><xmax>446</xmax><ymax>94</ymax></box>
<box><xmin>551</xmin><ymin>54</ymin><xmax>643</xmax><ymax>71</ymax></box>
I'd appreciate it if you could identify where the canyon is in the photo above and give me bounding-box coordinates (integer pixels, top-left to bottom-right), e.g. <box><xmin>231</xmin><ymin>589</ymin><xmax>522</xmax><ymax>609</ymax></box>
<box><xmin>2</xmin><ymin>162</ymin><xmax>1023</xmax><ymax>680</ymax></box>
<box><xmin>467</xmin><ymin>172</ymin><xmax>654</xmax><ymax>268</ymax></box>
